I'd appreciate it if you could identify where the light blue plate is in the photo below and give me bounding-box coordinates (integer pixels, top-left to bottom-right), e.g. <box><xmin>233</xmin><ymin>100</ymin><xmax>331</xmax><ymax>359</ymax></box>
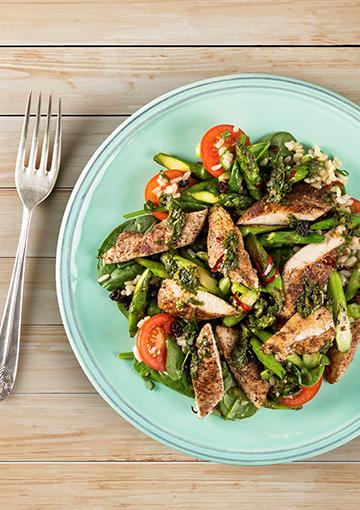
<box><xmin>56</xmin><ymin>74</ymin><xmax>360</xmax><ymax>465</ymax></box>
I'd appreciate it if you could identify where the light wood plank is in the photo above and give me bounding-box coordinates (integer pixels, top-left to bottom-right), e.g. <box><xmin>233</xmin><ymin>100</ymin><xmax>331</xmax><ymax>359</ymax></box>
<box><xmin>0</xmin><ymin>395</ymin><xmax>189</xmax><ymax>461</ymax></box>
<box><xmin>0</xmin><ymin>1</ymin><xmax>358</xmax><ymax>46</ymax></box>
<box><xmin>0</xmin><ymin>47</ymin><xmax>359</xmax><ymax>115</ymax></box>
<box><xmin>0</xmin><ymin>116</ymin><xmax>125</xmax><ymax>188</ymax></box>
<box><xmin>0</xmin><ymin>190</ymin><xmax>69</xmax><ymax>258</ymax></box>
<box><xmin>0</xmin><ymin>258</ymin><xmax>60</xmax><ymax>324</ymax></box>
<box><xmin>14</xmin><ymin>325</ymin><xmax>93</xmax><ymax>393</ymax></box>
<box><xmin>6</xmin><ymin>324</ymin><xmax>360</xmax><ymax>462</ymax></box>
<box><xmin>1</xmin><ymin>463</ymin><xmax>360</xmax><ymax>509</ymax></box>
<box><xmin>0</xmin><ymin>391</ymin><xmax>359</xmax><ymax>462</ymax></box>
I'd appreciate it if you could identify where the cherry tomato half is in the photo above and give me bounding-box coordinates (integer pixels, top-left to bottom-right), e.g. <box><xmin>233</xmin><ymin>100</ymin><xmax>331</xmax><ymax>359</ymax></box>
<box><xmin>144</xmin><ymin>169</ymin><xmax>197</xmax><ymax>220</ymax></box>
<box><xmin>136</xmin><ymin>314</ymin><xmax>176</xmax><ymax>371</ymax></box>
<box><xmin>280</xmin><ymin>377</ymin><xmax>323</xmax><ymax>408</ymax></box>
<box><xmin>351</xmin><ymin>198</ymin><xmax>360</xmax><ymax>213</ymax></box>
<box><xmin>200</xmin><ymin>124</ymin><xmax>250</xmax><ymax>177</ymax></box>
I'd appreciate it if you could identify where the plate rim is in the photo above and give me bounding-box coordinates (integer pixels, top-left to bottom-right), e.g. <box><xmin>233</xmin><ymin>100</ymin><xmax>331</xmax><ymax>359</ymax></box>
<box><xmin>56</xmin><ymin>73</ymin><xmax>360</xmax><ymax>465</ymax></box>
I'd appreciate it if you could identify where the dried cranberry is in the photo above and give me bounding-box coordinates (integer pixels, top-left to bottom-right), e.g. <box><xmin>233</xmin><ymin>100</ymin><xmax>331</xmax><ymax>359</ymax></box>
<box><xmin>269</xmin><ymin>144</ymin><xmax>279</xmax><ymax>153</ymax></box>
<box><xmin>355</xmin><ymin>294</ymin><xmax>360</xmax><ymax>305</ymax></box>
<box><xmin>246</xmin><ymin>348</ymin><xmax>255</xmax><ymax>362</ymax></box>
<box><xmin>109</xmin><ymin>288</ymin><xmax>122</xmax><ymax>301</ymax></box>
<box><xmin>109</xmin><ymin>289</ymin><xmax>132</xmax><ymax>310</ymax></box>
<box><xmin>294</xmin><ymin>220</ymin><xmax>310</xmax><ymax>237</ymax></box>
<box><xmin>172</xmin><ymin>320</ymin><xmax>184</xmax><ymax>338</ymax></box>
<box><xmin>218</xmin><ymin>182</ymin><xmax>230</xmax><ymax>194</ymax></box>
<box><xmin>178</xmin><ymin>179</ymin><xmax>189</xmax><ymax>188</ymax></box>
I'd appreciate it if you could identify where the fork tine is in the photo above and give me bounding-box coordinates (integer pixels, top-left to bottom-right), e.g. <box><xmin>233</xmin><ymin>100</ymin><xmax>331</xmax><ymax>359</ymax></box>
<box><xmin>39</xmin><ymin>94</ymin><xmax>52</xmax><ymax>172</ymax></box>
<box><xmin>50</xmin><ymin>96</ymin><xmax>62</xmax><ymax>175</ymax></box>
<box><xmin>28</xmin><ymin>93</ymin><xmax>42</xmax><ymax>170</ymax></box>
<box><xmin>16</xmin><ymin>92</ymin><xmax>32</xmax><ymax>170</ymax></box>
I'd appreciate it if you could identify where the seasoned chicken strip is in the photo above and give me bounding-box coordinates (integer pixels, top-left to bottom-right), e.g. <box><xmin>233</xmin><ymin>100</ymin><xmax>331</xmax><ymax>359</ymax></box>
<box><xmin>208</xmin><ymin>206</ymin><xmax>259</xmax><ymax>288</ymax></box>
<box><xmin>192</xmin><ymin>323</ymin><xmax>224</xmax><ymax>418</ymax></box>
<box><xmin>157</xmin><ymin>279</ymin><xmax>237</xmax><ymax>320</ymax></box>
<box><xmin>238</xmin><ymin>183</ymin><xmax>331</xmax><ymax>226</ymax></box>
<box><xmin>280</xmin><ymin>227</ymin><xmax>345</xmax><ymax>319</ymax></box>
<box><xmin>262</xmin><ymin>307</ymin><xmax>335</xmax><ymax>361</ymax></box>
<box><xmin>216</xmin><ymin>326</ymin><xmax>270</xmax><ymax>408</ymax></box>
<box><xmin>325</xmin><ymin>319</ymin><xmax>360</xmax><ymax>384</ymax></box>
<box><xmin>102</xmin><ymin>210</ymin><xmax>207</xmax><ymax>263</ymax></box>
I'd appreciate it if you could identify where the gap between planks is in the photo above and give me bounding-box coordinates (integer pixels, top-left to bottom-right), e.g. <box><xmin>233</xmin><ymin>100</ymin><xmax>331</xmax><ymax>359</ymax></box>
<box><xmin>0</xmin><ymin>0</ymin><xmax>359</xmax><ymax>46</ymax></box>
<box><xmin>0</xmin><ymin>47</ymin><xmax>359</xmax><ymax>115</ymax></box>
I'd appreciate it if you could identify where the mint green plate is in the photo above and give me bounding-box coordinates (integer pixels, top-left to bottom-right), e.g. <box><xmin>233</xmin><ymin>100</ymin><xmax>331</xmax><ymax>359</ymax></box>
<box><xmin>56</xmin><ymin>74</ymin><xmax>360</xmax><ymax>465</ymax></box>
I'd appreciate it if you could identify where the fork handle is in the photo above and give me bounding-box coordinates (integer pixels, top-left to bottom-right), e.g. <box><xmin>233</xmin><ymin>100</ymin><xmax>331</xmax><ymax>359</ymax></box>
<box><xmin>0</xmin><ymin>206</ymin><xmax>32</xmax><ymax>400</ymax></box>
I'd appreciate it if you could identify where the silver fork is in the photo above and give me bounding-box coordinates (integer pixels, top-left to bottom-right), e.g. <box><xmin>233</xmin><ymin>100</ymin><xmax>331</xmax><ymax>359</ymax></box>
<box><xmin>0</xmin><ymin>93</ymin><xmax>62</xmax><ymax>400</ymax></box>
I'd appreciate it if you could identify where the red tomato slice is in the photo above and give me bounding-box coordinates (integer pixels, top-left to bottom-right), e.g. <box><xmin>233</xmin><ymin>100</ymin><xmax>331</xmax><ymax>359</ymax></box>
<box><xmin>280</xmin><ymin>377</ymin><xmax>323</xmax><ymax>408</ymax></box>
<box><xmin>136</xmin><ymin>314</ymin><xmax>176</xmax><ymax>371</ymax></box>
<box><xmin>144</xmin><ymin>169</ymin><xmax>196</xmax><ymax>220</ymax></box>
<box><xmin>351</xmin><ymin>198</ymin><xmax>360</xmax><ymax>213</ymax></box>
<box><xmin>200</xmin><ymin>124</ymin><xmax>250</xmax><ymax>177</ymax></box>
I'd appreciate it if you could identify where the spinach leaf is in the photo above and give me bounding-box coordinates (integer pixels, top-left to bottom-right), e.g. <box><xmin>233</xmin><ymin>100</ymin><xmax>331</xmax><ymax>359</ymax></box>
<box><xmin>228</xmin><ymin>159</ymin><xmax>243</xmax><ymax>193</ymax></box>
<box><xmin>98</xmin><ymin>215</ymin><xmax>158</xmax><ymax>257</ymax></box>
<box><xmin>97</xmin><ymin>258</ymin><xmax>144</xmax><ymax>291</ymax></box>
<box><xmin>166</xmin><ymin>337</ymin><xmax>186</xmax><ymax>381</ymax></box>
<box><xmin>259</xmin><ymin>131</ymin><xmax>297</xmax><ymax>159</ymax></box>
<box><xmin>133</xmin><ymin>360</ymin><xmax>194</xmax><ymax>397</ymax></box>
<box><xmin>217</xmin><ymin>362</ymin><xmax>257</xmax><ymax>420</ymax></box>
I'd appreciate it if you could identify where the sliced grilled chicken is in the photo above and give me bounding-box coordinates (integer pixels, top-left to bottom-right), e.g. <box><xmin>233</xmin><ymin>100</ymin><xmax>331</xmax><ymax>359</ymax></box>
<box><xmin>280</xmin><ymin>227</ymin><xmax>345</xmax><ymax>319</ymax></box>
<box><xmin>157</xmin><ymin>279</ymin><xmax>237</xmax><ymax>320</ymax></box>
<box><xmin>216</xmin><ymin>326</ymin><xmax>270</xmax><ymax>408</ymax></box>
<box><xmin>262</xmin><ymin>307</ymin><xmax>335</xmax><ymax>361</ymax></box>
<box><xmin>208</xmin><ymin>206</ymin><xmax>259</xmax><ymax>288</ymax></box>
<box><xmin>325</xmin><ymin>319</ymin><xmax>360</xmax><ymax>383</ymax></box>
<box><xmin>192</xmin><ymin>323</ymin><xmax>224</xmax><ymax>418</ymax></box>
<box><xmin>102</xmin><ymin>210</ymin><xmax>207</xmax><ymax>263</ymax></box>
<box><xmin>238</xmin><ymin>183</ymin><xmax>331</xmax><ymax>226</ymax></box>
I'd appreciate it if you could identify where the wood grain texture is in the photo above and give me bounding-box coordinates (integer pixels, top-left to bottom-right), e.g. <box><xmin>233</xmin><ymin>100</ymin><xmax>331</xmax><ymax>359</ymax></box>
<box><xmin>0</xmin><ymin>0</ymin><xmax>358</xmax><ymax>46</ymax></box>
<box><xmin>0</xmin><ymin>116</ymin><xmax>125</xmax><ymax>188</ymax></box>
<box><xmin>0</xmin><ymin>190</ymin><xmax>69</xmax><ymax>257</ymax></box>
<box><xmin>14</xmin><ymin>325</ymin><xmax>92</xmax><ymax>393</ymax></box>
<box><xmin>0</xmin><ymin>391</ymin><xmax>359</xmax><ymax>462</ymax></box>
<box><xmin>1</xmin><ymin>463</ymin><xmax>360</xmax><ymax>509</ymax></box>
<box><xmin>0</xmin><ymin>47</ymin><xmax>359</xmax><ymax>115</ymax></box>
<box><xmin>0</xmin><ymin>258</ymin><xmax>60</xmax><ymax>324</ymax></box>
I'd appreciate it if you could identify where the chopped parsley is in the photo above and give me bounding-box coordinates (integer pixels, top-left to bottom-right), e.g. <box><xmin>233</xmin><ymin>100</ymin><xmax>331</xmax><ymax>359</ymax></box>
<box><xmin>231</xmin><ymin>327</ymin><xmax>251</xmax><ymax>370</ymax></box>
<box><xmin>267</xmin><ymin>160</ymin><xmax>293</xmax><ymax>203</ymax></box>
<box><xmin>222</xmin><ymin>230</ymin><xmax>238</xmax><ymax>274</ymax></box>
<box><xmin>160</xmin><ymin>195</ymin><xmax>186</xmax><ymax>249</ymax></box>
<box><xmin>296</xmin><ymin>278</ymin><xmax>324</xmax><ymax>318</ymax></box>
<box><xmin>221</xmin><ymin>130</ymin><xmax>231</xmax><ymax>139</ymax></box>
<box><xmin>161</xmin><ymin>253</ymin><xmax>199</xmax><ymax>294</ymax></box>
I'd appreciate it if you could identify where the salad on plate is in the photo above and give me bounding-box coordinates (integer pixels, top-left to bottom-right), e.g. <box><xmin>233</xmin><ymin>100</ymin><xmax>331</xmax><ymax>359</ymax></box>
<box><xmin>97</xmin><ymin>124</ymin><xmax>360</xmax><ymax>420</ymax></box>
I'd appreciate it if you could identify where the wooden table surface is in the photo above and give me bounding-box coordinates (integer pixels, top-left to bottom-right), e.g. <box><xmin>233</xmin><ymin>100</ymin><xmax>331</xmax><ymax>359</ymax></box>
<box><xmin>0</xmin><ymin>1</ymin><xmax>359</xmax><ymax>508</ymax></box>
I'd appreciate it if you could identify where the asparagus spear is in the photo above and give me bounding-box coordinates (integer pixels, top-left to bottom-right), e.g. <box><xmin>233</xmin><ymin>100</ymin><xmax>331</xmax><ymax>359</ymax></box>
<box><xmin>327</xmin><ymin>270</ymin><xmax>352</xmax><ymax>352</ymax></box>
<box><xmin>222</xmin><ymin>287</ymin><xmax>259</xmax><ymax>327</ymax></box>
<box><xmin>348</xmin><ymin>303</ymin><xmax>360</xmax><ymax>319</ymax></box>
<box><xmin>240</xmin><ymin>224</ymin><xmax>285</xmax><ymax>237</ymax></box>
<box><xmin>236</xmin><ymin>142</ymin><xmax>262</xmax><ymax>200</ymax></box>
<box><xmin>181</xmin><ymin>179</ymin><xmax>217</xmax><ymax>196</ymax></box>
<box><xmin>245</xmin><ymin>233</ymin><xmax>284</xmax><ymax>306</ymax></box>
<box><xmin>128</xmin><ymin>269</ymin><xmax>152</xmax><ymax>337</ymax></box>
<box><xmin>153</xmin><ymin>152</ymin><xmax>211</xmax><ymax>180</ymax></box>
<box><xmin>310</xmin><ymin>214</ymin><xmax>360</xmax><ymax>232</ymax></box>
<box><xmin>136</xmin><ymin>258</ymin><xmax>169</xmax><ymax>278</ymax></box>
<box><xmin>258</xmin><ymin>231</ymin><xmax>325</xmax><ymax>248</ymax></box>
<box><xmin>250</xmin><ymin>337</ymin><xmax>285</xmax><ymax>378</ymax></box>
<box><xmin>345</xmin><ymin>262</ymin><xmax>360</xmax><ymax>302</ymax></box>
<box><xmin>250</xmin><ymin>328</ymin><xmax>273</xmax><ymax>342</ymax></box>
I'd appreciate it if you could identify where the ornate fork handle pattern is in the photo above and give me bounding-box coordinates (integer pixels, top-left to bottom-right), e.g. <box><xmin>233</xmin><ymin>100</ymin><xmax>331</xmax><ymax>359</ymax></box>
<box><xmin>0</xmin><ymin>93</ymin><xmax>61</xmax><ymax>400</ymax></box>
<box><xmin>0</xmin><ymin>207</ymin><xmax>32</xmax><ymax>400</ymax></box>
